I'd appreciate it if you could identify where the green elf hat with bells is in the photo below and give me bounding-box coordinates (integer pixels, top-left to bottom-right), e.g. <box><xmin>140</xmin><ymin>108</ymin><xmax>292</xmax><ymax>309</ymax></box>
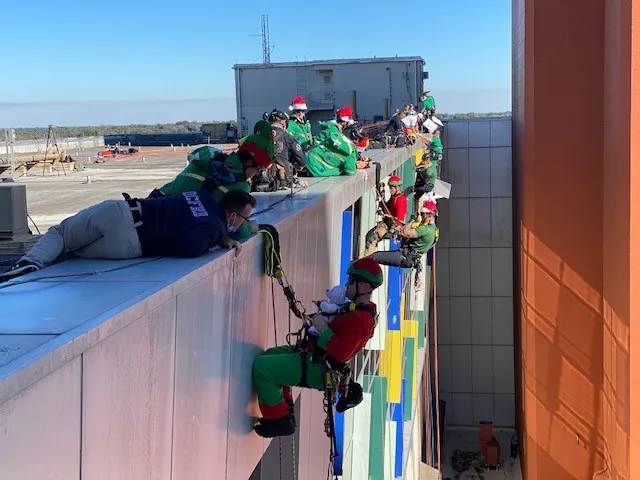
<box><xmin>347</xmin><ymin>258</ymin><xmax>384</xmax><ymax>289</ymax></box>
<box><xmin>237</xmin><ymin>121</ymin><xmax>275</xmax><ymax>168</ymax></box>
<box><xmin>388</xmin><ymin>175</ymin><xmax>403</xmax><ymax>187</ymax></box>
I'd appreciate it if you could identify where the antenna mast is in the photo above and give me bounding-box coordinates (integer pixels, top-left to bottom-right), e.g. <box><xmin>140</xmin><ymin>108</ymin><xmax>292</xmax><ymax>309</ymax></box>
<box><xmin>261</xmin><ymin>14</ymin><xmax>271</xmax><ymax>64</ymax></box>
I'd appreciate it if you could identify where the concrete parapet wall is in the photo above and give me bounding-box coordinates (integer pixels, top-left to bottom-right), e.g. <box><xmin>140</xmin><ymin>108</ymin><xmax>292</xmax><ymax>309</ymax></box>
<box><xmin>0</xmin><ymin>147</ymin><xmax>416</xmax><ymax>479</ymax></box>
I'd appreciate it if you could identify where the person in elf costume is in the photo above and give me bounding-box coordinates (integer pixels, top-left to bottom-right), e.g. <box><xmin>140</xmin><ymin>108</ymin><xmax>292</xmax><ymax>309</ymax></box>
<box><xmin>405</xmin><ymin>147</ymin><xmax>439</xmax><ymax>213</ymax></box>
<box><xmin>344</xmin><ymin>121</ymin><xmax>372</xmax><ymax>168</ymax></box>
<box><xmin>147</xmin><ymin>121</ymin><xmax>274</xmax><ymax>240</ymax></box>
<box><xmin>287</xmin><ymin>96</ymin><xmax>313</xmax><ymax>150</ymax></box>
<box><xmin>429</xmin><ymin>129</ymin><xmax>443</xmax><ymax>161</ymax></box>
<box><xmin>421</xmin><ymin>90</ymin><xmax>437</xmax><ymax>117</ymax></box>
<box><xmin>302</xmin><ymin>106</ymin><xmax>360</xmax><ymax>177</ymax></box>
<box><xmin>363</xmin><ymin>175</ymin><xmax>409</xmax><ymax>256</ymax></box>
<box><xmin>367</xmin><ymin>200</ymin><xmax>439</xmax><ymax>269</ymax></box>
<box><xmin>252</xmin><ymin>257</ymin><xmax>384</xmax><ymax>438</ymax></box>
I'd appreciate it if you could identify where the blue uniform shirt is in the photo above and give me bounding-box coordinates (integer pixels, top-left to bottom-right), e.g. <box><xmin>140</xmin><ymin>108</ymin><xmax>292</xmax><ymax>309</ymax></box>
<box><xmin>137</xmin><ymin>190</ymin><xmax>227</xmax><ymax>258</ymax></box>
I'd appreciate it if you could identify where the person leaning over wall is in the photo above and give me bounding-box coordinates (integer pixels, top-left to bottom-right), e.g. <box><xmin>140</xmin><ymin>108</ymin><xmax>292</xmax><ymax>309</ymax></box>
<box><xmin>146</xmin><ymin>121</ymin><xmax>275</xmax><ymax>240</ymax></box>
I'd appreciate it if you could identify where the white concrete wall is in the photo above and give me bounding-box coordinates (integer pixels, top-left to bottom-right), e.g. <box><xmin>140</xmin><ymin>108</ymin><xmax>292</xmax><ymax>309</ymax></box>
<box><xmin>235</xmin><ymin>58</ymin><xmax>424</xmax><ymax>136</ymax></box>
<box><xmin>435</xmin><ymin>118</ymin><xmax>516</xmax><ymax>428</ymax></box>
<box><xmin>6</xmin><ymin>136</ymin><xmax>105</xmax><ymax>155</ymax></box>
<box><xmin>0</xmin><ymin>147</ymin><xmax>416</xmax><ymax>479</ymax></box>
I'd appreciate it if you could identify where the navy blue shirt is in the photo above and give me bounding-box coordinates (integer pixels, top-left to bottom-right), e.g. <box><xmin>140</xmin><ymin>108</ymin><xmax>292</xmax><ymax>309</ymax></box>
<box><xmin>137</xmin><ymin>190</ymin><xmax>227</xmax><ymax>258</ymax></box>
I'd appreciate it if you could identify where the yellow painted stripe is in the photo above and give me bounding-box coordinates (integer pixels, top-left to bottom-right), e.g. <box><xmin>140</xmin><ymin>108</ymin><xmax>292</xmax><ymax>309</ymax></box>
<box><xmin>380</xmin><ymin>330</ymin><xmax>403</xmax><ymax>403</ymax></box>
<box><xmin>402</xmin><ymin>319</ymin><xmax>419</xmax><ymax>339</ymax></box>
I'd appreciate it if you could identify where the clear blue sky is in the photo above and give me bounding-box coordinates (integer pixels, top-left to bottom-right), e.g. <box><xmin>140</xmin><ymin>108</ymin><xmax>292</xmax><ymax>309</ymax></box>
<box><xmin>0</xmin><ymin>0</ymin><xmax>511</xmax><ymax>126</ymax></box>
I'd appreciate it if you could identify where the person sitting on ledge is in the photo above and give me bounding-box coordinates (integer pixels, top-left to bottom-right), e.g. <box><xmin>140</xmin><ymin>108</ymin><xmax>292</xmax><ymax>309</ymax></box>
<box><xmin>0</xmin><ymin>190</ymin><xmax>257</xmax><ymax>283</ymax></box>
<box><xmin>287</xmin><ymin>96</ymin><xmax>313</xmax><ymax>151</ymax></box>
<box><xmin>300</xmin><ymin>106</ymin><xmax>361</xmax><ymax>177</ymax></box>
<box><xmin>366</xmin><ymin>200</ymin><xmax>439</xmax><ymax>268</ymax></box>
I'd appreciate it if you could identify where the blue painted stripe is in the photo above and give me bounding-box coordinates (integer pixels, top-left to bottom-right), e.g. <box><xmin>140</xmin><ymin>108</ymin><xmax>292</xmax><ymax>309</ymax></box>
<box><xmin>334</xmin><ymin>208</ymin><xmax>353</xmax><ymax>474</ymax></box>
<box><xmin>334</xmin><ymin>399</ymin><xmax>344</xmax><ymax>474</ymax></box>
<box><xmin>393</xmin><ymin>379</ymin><xmax>406</xmax><ymax>477</ymax></box>
<box><xmin>387</xmin><ymin>237</ymin><xmax>402</xmax><ymax>331</ymax></box>
<box><xmin>340</xmin><ymin>209</ymin><xmax>353</xmax><ymax>286</ymax></box>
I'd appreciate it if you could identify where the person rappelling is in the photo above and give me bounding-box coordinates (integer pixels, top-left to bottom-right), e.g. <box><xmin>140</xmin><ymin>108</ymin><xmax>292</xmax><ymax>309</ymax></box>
<box><xmin>363</xmin><ymin>174</ymin><xmax>409</xmax><ymax>256</ymax></box>
<box><xmin>251</xmin><ymin>257</ymin><xmax>384</xmax><ymax>438</ymax></box>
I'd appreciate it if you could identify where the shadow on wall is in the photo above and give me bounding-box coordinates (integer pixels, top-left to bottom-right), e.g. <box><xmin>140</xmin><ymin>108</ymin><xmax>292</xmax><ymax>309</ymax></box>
<box><xmin>519</xmin><ymin>225</ymin><xmax>628</xmax><ymax>479</ymax></box>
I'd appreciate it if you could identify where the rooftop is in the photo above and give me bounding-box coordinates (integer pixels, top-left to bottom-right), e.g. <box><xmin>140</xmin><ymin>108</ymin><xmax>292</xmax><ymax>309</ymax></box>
<box><xmin>233</xmin><ymin>55</ymin><xmax>425</xmax><ymax>70</ymax></box>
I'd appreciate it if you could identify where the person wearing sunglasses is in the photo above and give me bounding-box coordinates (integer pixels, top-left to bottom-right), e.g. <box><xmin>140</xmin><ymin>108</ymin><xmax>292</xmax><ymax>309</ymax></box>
<box><xmin>1</xmin><ymin>189</ymin><xmax>257</xmax><ymax>283</ymax></box>
<box><xmin>252</xmin><ymin>257</ymin><xmax>383</xmax><ymax>438</ymax></box>
<box><xmin>366</xmin><ymin>200</ymin><xmax>439</xmax><ymax>269</ymax></box>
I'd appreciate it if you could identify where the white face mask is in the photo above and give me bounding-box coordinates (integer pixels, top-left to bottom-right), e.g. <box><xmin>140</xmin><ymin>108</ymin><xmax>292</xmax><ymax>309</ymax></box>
<box><xmin>226</xmin><ymin>213</ymin><xmax>239</xmax><ymax>233</ymax></box>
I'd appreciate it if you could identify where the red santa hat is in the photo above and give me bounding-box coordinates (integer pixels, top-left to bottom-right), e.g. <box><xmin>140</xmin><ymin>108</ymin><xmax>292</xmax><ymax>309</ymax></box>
<box><xmin>288</xmin><ymin>96</ymin><xmax>308</xmax><ymax>111</ymax></box>
<box><xmin>421</xmin><ymin>199</ymin><xmax>438</xmax><ymax>215</ymax></box>
<box><xmin>336</xmin><ymin>106</ymin><xmax>355</xmax><ymax>124</ymax></box>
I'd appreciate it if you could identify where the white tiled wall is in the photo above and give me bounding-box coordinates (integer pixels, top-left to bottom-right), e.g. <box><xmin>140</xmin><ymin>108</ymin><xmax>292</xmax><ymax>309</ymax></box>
<box><xmin>436</xmin><ymin>118</ymin><xmax>515</xmax><ymax>428</ymax></box>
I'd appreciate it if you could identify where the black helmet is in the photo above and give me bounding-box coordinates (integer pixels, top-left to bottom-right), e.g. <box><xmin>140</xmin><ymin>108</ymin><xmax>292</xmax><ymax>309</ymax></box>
<box><xmin>267</xmin><ymin>109</ymin><xmax>289</xmax><ymax>123</ymax></box>
<box><xmin>262</xmin><ymin>112</ymin><xmax>270</xmax><ymax>121</ymax></box>
<box><xmin>345</xmin><ymin>122</ymin><xmax>365</xmax><ymax>142</ymax></box>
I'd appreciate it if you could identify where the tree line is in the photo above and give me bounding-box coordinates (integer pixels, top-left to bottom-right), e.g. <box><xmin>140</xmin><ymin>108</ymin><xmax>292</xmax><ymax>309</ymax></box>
<box><xmin>12</xmin><ymin>120</ymin><xmax>233</xmax><ymax>141</ymax></box>
<box><xmin>11</xmin><ymin>112</ymin><xmax>511</xmax><ymax>141</ymax></box>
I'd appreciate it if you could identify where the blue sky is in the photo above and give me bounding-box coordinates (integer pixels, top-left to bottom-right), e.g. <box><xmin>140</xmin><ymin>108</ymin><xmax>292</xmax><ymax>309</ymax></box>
<box><xmin>0</xmin><ymin>0</ymin><xmax>511</xmax><ymax>127</ymax></box>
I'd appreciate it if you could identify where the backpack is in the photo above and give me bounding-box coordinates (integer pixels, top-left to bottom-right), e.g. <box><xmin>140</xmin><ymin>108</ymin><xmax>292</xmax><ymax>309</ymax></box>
<box><xmin>250</xmin><ymin>164</ymin><xmax>279</xmax><ymax>192</ymax></box>
<box><xmin>201</xmin><ymin>152</ymin><xmax>246</xmax><ymax>193</ymax></box>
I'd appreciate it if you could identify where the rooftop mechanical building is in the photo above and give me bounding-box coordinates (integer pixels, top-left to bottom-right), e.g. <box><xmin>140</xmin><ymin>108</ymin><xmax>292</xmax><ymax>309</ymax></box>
<box><xmin>233</xmin><ymin>56</ymin><xmax>426</xmax><ymax>137</ymax></box>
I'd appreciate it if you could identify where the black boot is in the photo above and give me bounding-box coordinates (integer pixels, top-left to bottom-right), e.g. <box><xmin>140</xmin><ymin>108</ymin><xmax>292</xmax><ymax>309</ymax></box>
<box><xmin>254</xmin><ymin>414</ymin><xmax>296</xmax><ymax>438</ymax></box>
<box><xmin>285</xmin><ymin>399</ymin><xmax>297</xmax><ymax>429</ymax></box>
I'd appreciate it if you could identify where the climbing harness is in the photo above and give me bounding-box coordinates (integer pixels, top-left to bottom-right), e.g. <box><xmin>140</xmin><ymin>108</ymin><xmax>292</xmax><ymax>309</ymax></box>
<box><xmin>258</xmin><ymin>224</ymin><xmax>367</xmax><ymax>479</ymax></box>
<box><xmin>365</xmin><ymin>169</ymin><xmax>428</xmax><ymax>290</ymax></box>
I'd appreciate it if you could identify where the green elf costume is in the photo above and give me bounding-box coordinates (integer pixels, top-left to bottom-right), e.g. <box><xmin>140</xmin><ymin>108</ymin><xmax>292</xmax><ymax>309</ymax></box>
<box><xmin>304</xmin><ymin>106</ymin><xmax>358</xmax><ymax>177</ymax></box>
<box><xmin>252</xmin><ymin>257</ymin><xmax>384</xmax><ymax>438</ymax></box>
<box><xmin>150</xmin><ymin>121</ymin><xmax>274</xmax><ymax>239</ymax></box>
<box><xmin>430</xmin><ymin>133</ymin><xmax>443</xmax><ymax>155</ymax></box>
<box><xmin>287</xmin><ymin>96</ymin><xmax>313</xmax><ymax>150</ymax></box>
<box><xmin>421</xmin><ymin>91</ymin><xmax>436</xmax><ymax>115</ymax></box>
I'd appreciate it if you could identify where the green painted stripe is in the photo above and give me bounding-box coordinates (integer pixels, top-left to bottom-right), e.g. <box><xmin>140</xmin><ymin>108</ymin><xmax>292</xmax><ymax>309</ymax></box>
<box><xmin>413</xmin><ymin>310</ymin><xmax>425</xmax><ymax>349</ymax></box>
<box><xmin>403</xmin><ymin>337</ymin><xmax>416</xmax><ymax>421</ymax></box>
<box><xmin>363</xmin><ymin>375</ymin><xmax>388</xmax><ymax>480</ymax></box>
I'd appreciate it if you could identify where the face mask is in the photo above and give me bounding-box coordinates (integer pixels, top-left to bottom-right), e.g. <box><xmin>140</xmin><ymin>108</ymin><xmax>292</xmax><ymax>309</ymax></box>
<box><xmin>226</xmin><ymin>213</ymin><xmax>238</xmax><ymax>233</ymax></box>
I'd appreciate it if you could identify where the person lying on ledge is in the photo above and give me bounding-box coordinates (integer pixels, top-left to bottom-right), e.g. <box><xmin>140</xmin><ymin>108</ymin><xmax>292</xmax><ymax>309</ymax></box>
<box><xmin>0</xmin><ymin>189</ymin><xmax>257</xmax><ymax>283</ymax></box>
<box><xmin>366</xmin><ymin>200</ymin><xmax>439</xmax><ymax>269</ymax></box>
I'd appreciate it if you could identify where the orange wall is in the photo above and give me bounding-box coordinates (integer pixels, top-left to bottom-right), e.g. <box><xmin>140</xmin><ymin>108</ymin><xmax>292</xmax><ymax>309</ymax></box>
<box><xmin>513</xmin><ymin>0</ymin><xmax>640</xmax><ymax>478</ymax></box>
